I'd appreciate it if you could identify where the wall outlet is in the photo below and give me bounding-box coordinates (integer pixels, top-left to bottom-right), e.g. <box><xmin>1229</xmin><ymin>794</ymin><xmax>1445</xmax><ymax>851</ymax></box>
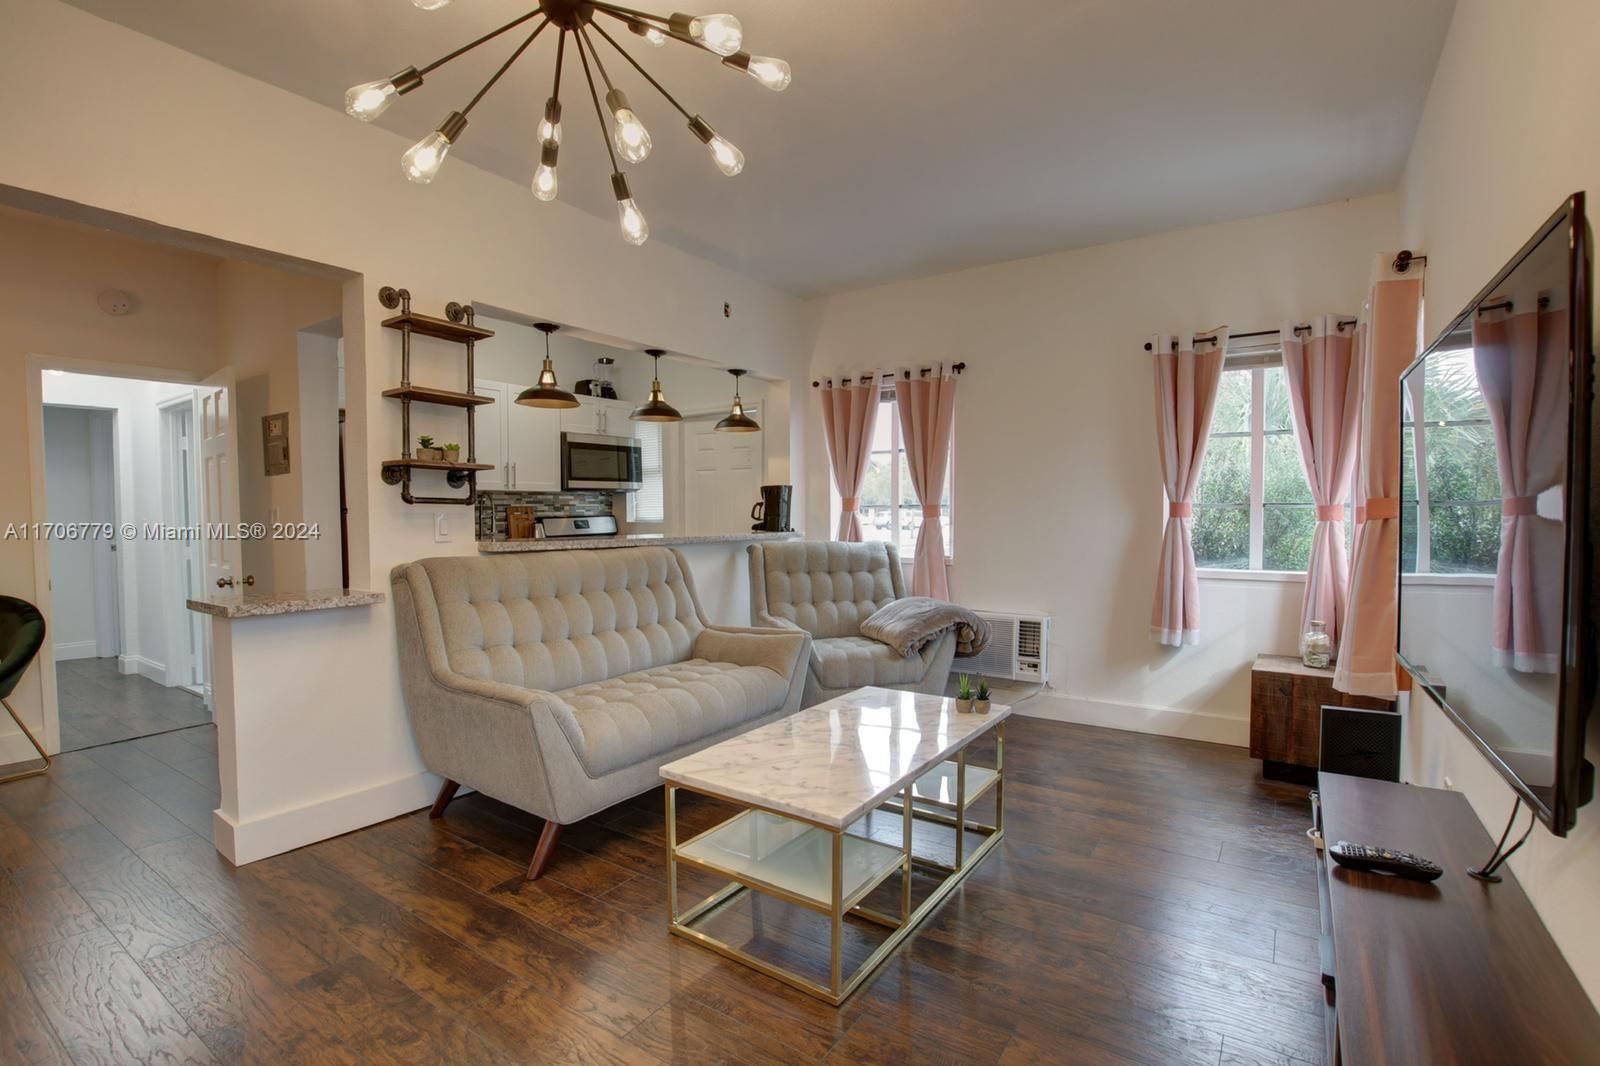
<box><xmin>433</xmin><ymin>513</ymin><xmax>451</xmax><ymax>543</ymax></box>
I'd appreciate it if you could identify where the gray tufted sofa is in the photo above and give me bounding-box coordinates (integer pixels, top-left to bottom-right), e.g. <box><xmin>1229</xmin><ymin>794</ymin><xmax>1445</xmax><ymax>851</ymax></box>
<box><xmin>747</xmin><ymin>540</ymin><xmax>956</xmax><ymax>707</ymax></box>
<box><xmin>391</xmin><ymin>547</ymin><xmax>810</xmax><ymax>879</ymax></box>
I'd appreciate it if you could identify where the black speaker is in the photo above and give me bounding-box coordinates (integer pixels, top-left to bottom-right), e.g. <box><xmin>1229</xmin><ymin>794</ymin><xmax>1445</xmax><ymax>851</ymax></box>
<box><xmin>1319</xmin><ymin>706</ymin><xmax>1401</xmax><ymax>782</ymax></box>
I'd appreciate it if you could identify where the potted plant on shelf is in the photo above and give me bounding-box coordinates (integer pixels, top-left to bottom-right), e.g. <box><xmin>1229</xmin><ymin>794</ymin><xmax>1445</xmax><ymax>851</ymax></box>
<box><xmin>416</xmin><ymin>435</ymin><xmax>442</xmax><ymax>461</ymax></box>
<box><xmin>441</xmin><ymin>441</ymin><xmax>461</xmax><ymax>464</ymax></box>
<box><xmin>955</xmin><ymin>674</ymin><xmax>974</xmax><ymax>714</ymax></box>
<box><xmin>975</xmin><ymin>678</ymin><xmax>992</xmax><ymax>715</ymax></box>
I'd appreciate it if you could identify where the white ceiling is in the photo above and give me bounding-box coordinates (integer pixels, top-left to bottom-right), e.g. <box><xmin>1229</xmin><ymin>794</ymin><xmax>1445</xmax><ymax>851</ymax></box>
<box><xmin>61</xmin><ymin>0</ymin><xmax>1455</xmax><ymax>297</ymax></box>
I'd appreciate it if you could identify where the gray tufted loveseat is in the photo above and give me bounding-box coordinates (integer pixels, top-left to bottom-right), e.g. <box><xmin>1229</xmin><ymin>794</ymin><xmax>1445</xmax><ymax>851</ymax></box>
<box><xmin>747</xmin><ymin>540</ymin><xmax>956</xmax><ymax>707</ymax></box>
<box><xmin>391</xmin><ymin>547</ymin><xmax>809</xmax><ymax>879</ymax></box>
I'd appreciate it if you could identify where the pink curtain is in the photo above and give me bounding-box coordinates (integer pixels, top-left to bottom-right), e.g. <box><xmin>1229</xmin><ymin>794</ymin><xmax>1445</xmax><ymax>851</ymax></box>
<box><xmin>1150</xmin><ymin>329</ymin><xmax>1227</xmax><ymax>646</ymax></box>
<box><xmin>1281</xmin><ymin>315</ymin><xmax>1360</xmax><ymax>650</ymax></box>
<box><xmin>1474</xmin><ymin>295</ymin><xmax>1568</xmax><ymax>673</ymax></box>
<box><xmin>820</xmin><ymin>372</ymin><xmax>881</xmax><ymax>542</ymax></box>
<box><xmin>894</xmin><ymin>366</ymin><xmax>957</xmax><ymax>599</ymax></box>
<box><xmin>1334</xmin><ymin>256</ymin><xmax>1424</xmax><ymax>698</ymax></box>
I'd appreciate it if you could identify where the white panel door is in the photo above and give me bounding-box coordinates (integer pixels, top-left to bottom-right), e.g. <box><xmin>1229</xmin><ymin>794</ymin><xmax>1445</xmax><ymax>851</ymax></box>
<box><xmin>194</xmin><ymin>367</ymin><xmax>243</xmax><ymax>591</ymax></box>
<box><xmin>474</xmin><ymin>379</ymin><xmax>510</xmax><ymax>489</ymax></box>
<box><xmin>506</xmin><ymin>391</ymin><xmax>561</xmax><ymax>491</ymax></box>
<box><xmin>682</xmin><ymin>412</ymin><xmax>763</xmax><ymax>536</ymax></box>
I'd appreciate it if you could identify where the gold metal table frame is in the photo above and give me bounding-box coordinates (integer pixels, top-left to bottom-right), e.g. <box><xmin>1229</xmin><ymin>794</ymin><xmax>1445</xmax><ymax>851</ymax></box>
<box><xmin>665</xmin><ymin>721</ymin><xmax>1005</xmax><ymax>1006</ymax></box>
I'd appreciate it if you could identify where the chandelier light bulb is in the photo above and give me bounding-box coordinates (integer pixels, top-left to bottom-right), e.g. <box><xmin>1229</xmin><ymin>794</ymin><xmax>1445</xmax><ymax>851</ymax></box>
<box><xmin>532</xmin><ymin>142</ymin><xmax>559</xmax><ymax>201</ymax></box>
<box><xmin>345</xmin><ymin>79</ymin><xmax>398</xmax><ymax>121</ymax></box>
<box><xmin>538</xmin><ymin>98</ymin><xmax>562</xmax><ymax>146</ymax></box>
<box><xmin>707</xmin><ymin>134</ymin><xmax>744</xmax><ymax>176</ymax></box>
<box><xmin>412</xmin><ymin>0</ymin><xmax>451</xmax><ymax>9</ymax></box>
<box><xmin>629</xmin><ymin>19</ymin><xmax>667</xmax><ymax>46</ymax></box>
<box><xmin>744</xmin><ymin>55</ymin><xmax>791</xmax><ymax>91</ymax></box>
<box><xmin>402</xmin><ymin>111</ymin><xmax>466</xmax><ymax>184</ymax></box>
<box><xmin>606</xmin><ymin>90</ymin><xmax>652</xmax><ymax>164</ymax></box>
<box><xmin>685</xmin><ymin>13</ymin><xmax>743</xmax><ymax>56</ymax></box>
<box><xmin>344</xmin><ymin>66</ymin><xmax>422</xmax><ymax>122</ymax></box>
<box><xmin>532</xmin><ymin>165</ymin><xmax>558</xmax><ymax>200</ymax></box>
<box><xmin>612</xmin><ymin>173</ymin><xmax>649</xmax><ymax>246</ymax></box>
<box><xmin>402</xmin><ymin>134</ymin><xmax>450</xmax><ymax>183</ymax></box>
<box><xmin>689</xmin><ymin>115</ymin><xmax>743</xmax><ymax>176</ymax></box>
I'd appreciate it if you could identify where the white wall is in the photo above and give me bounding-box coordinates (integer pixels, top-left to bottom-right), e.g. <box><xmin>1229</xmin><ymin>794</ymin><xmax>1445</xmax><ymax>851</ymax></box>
<box><xmin>1394</xmin><ymin>0</ymin><xmax>1600</xmax><ymax>1005</ymax></box>
<box><xmin>805</xmin><ymin>193</ymin><xmax>1399</xmax><ymax>743</ymax></box>
<box><xmin>41</xmin><ymin>405</ymin><xmax>114</xmax><ymax>659</ymax></box>
<box><xmin>0</xmin><ymin>0</ymin><xmax>809</xmax><ymax>860</ymax></box>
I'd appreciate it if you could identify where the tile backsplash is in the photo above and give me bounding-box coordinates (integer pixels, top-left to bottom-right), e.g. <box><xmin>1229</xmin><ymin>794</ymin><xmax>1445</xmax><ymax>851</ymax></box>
<box><xmin>476</xmin><ymin>489</ymin><xmax>614</xmax><ymax>540</ymax></box>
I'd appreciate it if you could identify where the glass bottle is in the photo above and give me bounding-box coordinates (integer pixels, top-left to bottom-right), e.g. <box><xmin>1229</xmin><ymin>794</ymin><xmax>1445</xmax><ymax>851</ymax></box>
<box><xmin>1301</xmin><ymin>620</ymin><xmax>1332</xmax><ymax>669</ymax></box>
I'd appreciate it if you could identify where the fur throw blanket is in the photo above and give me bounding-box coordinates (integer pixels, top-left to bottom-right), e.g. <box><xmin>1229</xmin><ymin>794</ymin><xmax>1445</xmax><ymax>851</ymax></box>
<box><xmin>860</xmin><ymin>597</ymin><xmax>991</xmax><ymax>658</ymax></box>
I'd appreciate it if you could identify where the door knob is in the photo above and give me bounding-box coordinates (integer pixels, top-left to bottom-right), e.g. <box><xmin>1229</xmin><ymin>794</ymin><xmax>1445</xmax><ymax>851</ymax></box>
<box><xmin>216</xmin><ymin>575</ymin><xmax>256</xmax><ymax>589</ymax></box>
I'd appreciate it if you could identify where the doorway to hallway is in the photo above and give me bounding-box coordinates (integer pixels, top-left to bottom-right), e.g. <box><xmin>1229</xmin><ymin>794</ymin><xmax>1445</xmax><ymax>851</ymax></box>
<box><xmin>42</xmin><ymin>372</ymin><xmax>213</xmax><ymax>752</ymax></box>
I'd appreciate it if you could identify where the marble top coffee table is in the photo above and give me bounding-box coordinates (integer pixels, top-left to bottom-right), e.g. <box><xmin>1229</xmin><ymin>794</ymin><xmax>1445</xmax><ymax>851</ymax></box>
<box><xmin>660</xmin><ymin>686</ymin><xmax>1010</xmax><ymax>1005</ymax></box>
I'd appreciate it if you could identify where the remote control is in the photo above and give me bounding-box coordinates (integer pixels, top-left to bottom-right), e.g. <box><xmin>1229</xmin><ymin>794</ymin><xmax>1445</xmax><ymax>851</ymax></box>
<box><xmin>1329</xmin><ymin>840</ymin><xmax>1443</xmax><ymax>882</ymax></box>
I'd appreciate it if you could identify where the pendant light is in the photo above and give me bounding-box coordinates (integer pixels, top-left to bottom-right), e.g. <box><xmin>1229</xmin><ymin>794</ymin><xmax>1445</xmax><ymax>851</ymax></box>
<box><xmin>516</xmin><ymin>323</ymin><xmax>580</xmax><ymax>408</ymax></box>
<box><xmin>715</xmin><ymin>368</ymin><xmax>760</xmax><ymax>432</ymax></box>
<box><xmin>630</xmin><ymin>349</ymin><xmax>682</xmax><ymax>422</ymax></box>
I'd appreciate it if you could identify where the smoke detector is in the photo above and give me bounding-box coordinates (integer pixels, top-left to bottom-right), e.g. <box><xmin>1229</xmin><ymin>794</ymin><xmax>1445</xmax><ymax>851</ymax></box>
<box><xmin>97</xmin><ymin>289</ymin><xmax>135</xmax><ymax>316</ymax></box>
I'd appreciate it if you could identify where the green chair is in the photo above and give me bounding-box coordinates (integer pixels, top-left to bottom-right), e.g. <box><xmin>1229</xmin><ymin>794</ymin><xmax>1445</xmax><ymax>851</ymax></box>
<box><xmin>0</xmin><ymin>595</ymin><xmax>50</xmax><ymax>783</ymax></box>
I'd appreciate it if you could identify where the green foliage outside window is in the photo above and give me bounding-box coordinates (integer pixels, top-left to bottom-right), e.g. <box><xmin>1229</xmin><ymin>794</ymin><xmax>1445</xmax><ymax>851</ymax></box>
<box><xmin>1192</xmin><ymin>354</ymin><xmax>1498</xmax><ymax>575</ymax></box>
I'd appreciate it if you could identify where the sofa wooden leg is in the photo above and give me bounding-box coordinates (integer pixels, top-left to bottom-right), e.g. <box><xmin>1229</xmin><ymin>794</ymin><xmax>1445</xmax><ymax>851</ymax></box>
<box><xmin>429</xmin><ymin>779</ymin><xmax>460</xmax><ymax>819</ymax></box>
<box><xmin>526</xmin><ymin>821</ymin><xmax>562</xmax><ymax>880</ymax></box>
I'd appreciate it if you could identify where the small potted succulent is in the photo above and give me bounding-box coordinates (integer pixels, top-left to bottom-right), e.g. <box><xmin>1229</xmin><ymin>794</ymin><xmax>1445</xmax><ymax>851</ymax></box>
<box><xmin>441</xmin><ymin>441</ymin><xmax>461</xmax><ymax>463</ymax></box>
<box><xmin>955</xmin><ymin>674</ymin><xmax>975</xmax><ymax>714</ymax></box>
<box><xmin>415</xmin><ymin>435</ymin><xmax>443</xmax><ymax>461</ymax></box>
<box><xmin>974</xmin><ymin>678</ymin><xmax>992</xmax><ymax>715</ymax></box>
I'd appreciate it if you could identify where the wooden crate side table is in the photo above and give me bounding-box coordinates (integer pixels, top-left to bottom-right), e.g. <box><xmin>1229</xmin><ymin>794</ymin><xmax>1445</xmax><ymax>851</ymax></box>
<box><xmin>1249</xmin><ymin>654</ymin><xmax>1392</xmax><ymax>782</ymax></box>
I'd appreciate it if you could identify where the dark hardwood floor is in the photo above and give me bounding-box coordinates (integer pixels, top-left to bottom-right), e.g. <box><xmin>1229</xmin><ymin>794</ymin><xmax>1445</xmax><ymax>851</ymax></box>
<box><xmin>0</xmin><ymin>714</ymin><xmax>1327</xmax><ymax>1064</ymax></box>
<box><xmin>54</xmin><ymin>658</ymin><xmax>212</xmax><ymax>752</ymax></box>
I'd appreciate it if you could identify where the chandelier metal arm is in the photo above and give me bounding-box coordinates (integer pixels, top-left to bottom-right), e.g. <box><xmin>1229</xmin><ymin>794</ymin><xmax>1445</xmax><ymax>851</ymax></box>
<box><xmin>576</xmin><ymin>26</ymin><xmax>623</xmax><ymax>174</ymax></box>
<box><xmin>588</xmin><ymin>19</ymin><xmax>695</xmax><ymax>121</ymax></box>
<box><xmin>577</xmin><ymin>26</ymin><xmax>619</xmax><ymax>95</ymax></box>
<box><xmin>550</xmin><ymin>28</ymin><xmax>566</xmax><ymax>104</ymax></box>
<box><xmin>588</xmin><ymin>2</ymin><xmax>671</xmax><ymax>29</ymax></box>
<box><xmin>462</xmin><ymin>19</ymin><xmax>550</xmax><ymax>116</ymax></box>
<box><xmin>418</xmin><ymin>7</ymin><xmax>543</xmax><ymax>77</ymax></box>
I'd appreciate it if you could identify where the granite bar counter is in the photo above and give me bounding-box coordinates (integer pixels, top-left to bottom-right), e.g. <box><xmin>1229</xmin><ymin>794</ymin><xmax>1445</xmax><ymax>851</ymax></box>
<box><xmin>477</xmin><ymin>531</ymin><xmax>800</xmax><ymax>553</ymax></box>
<box><xmin>186</xmin><ymin>587</ymin><xmax>386</xmax><ymax>619</ymax></box>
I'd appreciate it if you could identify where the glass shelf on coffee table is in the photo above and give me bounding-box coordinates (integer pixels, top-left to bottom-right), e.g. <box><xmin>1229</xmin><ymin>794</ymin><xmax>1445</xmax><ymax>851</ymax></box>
<box><xmin>660</xmin><ymin>687</ymin><xmax>1010</xmax><ymax>1005</ymax></box>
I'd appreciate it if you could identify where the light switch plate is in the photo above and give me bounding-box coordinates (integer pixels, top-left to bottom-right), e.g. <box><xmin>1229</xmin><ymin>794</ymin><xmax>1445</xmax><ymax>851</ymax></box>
<box><xmin>434</xmin><ymin>512</ymin><xmax>452</xmax><ymax>543</ymax></box>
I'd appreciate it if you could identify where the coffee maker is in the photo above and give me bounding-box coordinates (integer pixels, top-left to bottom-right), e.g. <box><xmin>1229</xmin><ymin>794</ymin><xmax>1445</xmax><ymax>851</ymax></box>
<box><xmin>750</xmin><ymin>485</ymin><xmax>793</xmax><ymax>532</ymax></box>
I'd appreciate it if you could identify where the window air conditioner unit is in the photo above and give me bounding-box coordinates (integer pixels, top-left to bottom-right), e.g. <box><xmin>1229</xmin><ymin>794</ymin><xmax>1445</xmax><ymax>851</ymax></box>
<box><xmin>952</xmin><ymin>611</ymin><xmax>1050</xmax><ymax>683</ymax></box>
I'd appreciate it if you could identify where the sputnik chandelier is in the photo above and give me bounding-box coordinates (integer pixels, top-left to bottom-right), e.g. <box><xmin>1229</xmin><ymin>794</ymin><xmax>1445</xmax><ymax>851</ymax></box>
<box><xmin>345</xmin><ymin>0</ymin><xmax>790</xmax><ymax>246</ymax></box>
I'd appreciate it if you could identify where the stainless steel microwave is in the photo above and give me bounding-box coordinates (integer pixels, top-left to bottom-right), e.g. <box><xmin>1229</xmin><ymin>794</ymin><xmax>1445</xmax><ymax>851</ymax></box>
<box><xmin>561</xmin><ymin>432</ymin><xmax>643</xmax><ymax>492</ymax></box>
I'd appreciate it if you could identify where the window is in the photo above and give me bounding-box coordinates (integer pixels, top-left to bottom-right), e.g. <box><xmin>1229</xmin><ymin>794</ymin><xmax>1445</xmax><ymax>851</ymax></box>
<box><xmin>627</xmin><ymin>419</ymin><xmax>665</xmax><ymax>523</ymax></box>
<box><xmin>1194</xmin><ymin>360</ymin><xmax>1349</xmax><ymax>572</ymax></box>
<box><xmin>1401</xmin><ymin>346</ymin><xmax>1500</xmax><ymax>574</ymax></box>
<box><xmin>835</xmin><ymin>389</ymin><xmax>953</xmax><ymax>560</ymax></box>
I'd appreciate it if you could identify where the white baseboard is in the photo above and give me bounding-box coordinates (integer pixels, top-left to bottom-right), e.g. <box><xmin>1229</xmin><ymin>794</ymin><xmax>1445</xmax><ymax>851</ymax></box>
<box><xmin>212</xmin><ymin>770</ymin><xmax>442</xmax><ymax>866</ymax></box>
<box><xmin>53</xmin><ymin>640</ymin><xmax>99</xmax><ymax>661</ymax></box>
<box><xmin>118</xmin><ymin>655</ymin><xmax>167</xmax><ymax>683</ymax></box>
<box><xmin>1016</xmin><ymin>690</ymin><xmax>1248</xmax><ymax>747</ymax></box>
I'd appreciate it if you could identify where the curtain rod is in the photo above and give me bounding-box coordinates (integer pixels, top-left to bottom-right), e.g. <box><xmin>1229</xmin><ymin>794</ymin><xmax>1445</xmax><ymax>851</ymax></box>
<box><xmin>812</xmin><ymin>362</ymin><xmax>965</xmax><ymax>388</ymax></box>
<box><xmin>1143</xmin><ymin>320</ymin><xmax>1357</xmax><ymax>352</ymax></box>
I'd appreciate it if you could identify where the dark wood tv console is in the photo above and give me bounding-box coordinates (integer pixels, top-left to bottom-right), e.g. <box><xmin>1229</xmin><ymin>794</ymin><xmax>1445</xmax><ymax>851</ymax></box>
<box><xmin>1314</xmin><ymin>773</ymin><xmax>1600</xmax><ymax>1064</ymax></box>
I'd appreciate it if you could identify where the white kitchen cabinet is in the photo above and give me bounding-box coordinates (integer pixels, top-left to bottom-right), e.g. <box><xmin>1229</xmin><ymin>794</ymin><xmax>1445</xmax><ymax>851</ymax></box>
<box><xmin>561</xmin><ymin>397</ymin><xmax>637</xmax><ymax>437</ymax></box>
<box><xmin>506</xmin><ymin>389</ymin><xmax>562</xmax><ymax>490</ymax></box>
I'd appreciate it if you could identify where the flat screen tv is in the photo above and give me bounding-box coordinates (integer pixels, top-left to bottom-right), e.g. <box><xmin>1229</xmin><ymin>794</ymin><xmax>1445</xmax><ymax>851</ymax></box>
<box><xmin>1397</xmin><ymin>193</ymin><xmax>1594</xmax><ymax>835</ymax></box>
